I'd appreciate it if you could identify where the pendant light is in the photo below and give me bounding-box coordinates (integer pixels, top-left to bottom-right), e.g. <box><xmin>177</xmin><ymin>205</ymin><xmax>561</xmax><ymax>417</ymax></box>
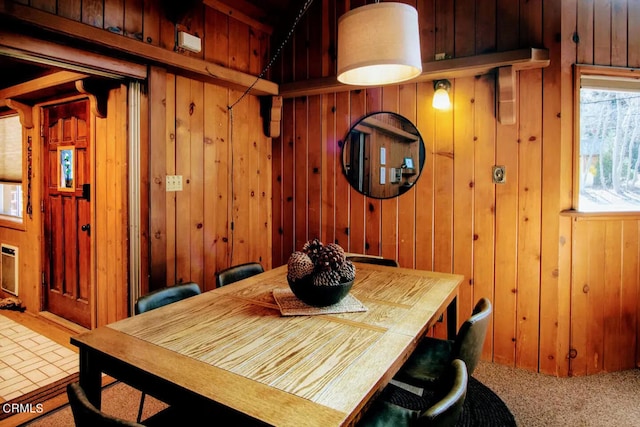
<box><xmin>337</xmin><ymin>2</ymin><xmax>422</xmax><ymax>86</ymax></box>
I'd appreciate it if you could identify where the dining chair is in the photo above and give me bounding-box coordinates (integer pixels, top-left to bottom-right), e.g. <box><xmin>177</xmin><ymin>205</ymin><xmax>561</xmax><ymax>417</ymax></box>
<box><xmin>67</xmin><ymin>382</ymin><xmax>184</xmax><ymax>427</ymax></box>
<box><xmin>394</xmin><ymin>298</ymin><xmax>492</xmax><ymax>388</ymax></box>
<box><xmin>215</xmin><ymin>262</ymin><xmax>264</xmax><ymax>287</ymax></box>
<box><xmin>133</xmin><ymin>282</ymin><xmax>202</xmax><ymax>422</ymax></box>
<box><xmin>358</xmin><ymin>359</ymin><xmax>468</xmax><ymax>427</ymax></box>
<box><xmin>346</xmin><ymin>255</ymin><xmax>399</xmax><ymax>267</ymax></box>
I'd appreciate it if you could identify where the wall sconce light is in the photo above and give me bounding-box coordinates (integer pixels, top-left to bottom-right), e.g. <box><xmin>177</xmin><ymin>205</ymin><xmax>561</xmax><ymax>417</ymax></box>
<box><xmin>337</xmin><ymin>2</ymin><xmax>422</xmax><ymax>86</ymax></box>
<box><xmin>432</xmin><ymin>80</ymin><xmax>452</xmax><ymax>110</ymax></box>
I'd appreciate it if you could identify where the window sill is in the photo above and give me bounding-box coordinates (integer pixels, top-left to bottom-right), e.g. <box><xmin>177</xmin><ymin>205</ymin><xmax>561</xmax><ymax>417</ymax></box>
<box><xmin>560</xmin><ymin>209</ymin><xmax>640</xmax><ymax>220</ymax></box>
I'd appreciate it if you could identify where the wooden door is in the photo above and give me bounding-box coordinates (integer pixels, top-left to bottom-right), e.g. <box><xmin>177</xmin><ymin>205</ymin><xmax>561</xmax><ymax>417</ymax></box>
<box><xmin>42</xmin><ymin>99</ymin><xmax>92</xmax><ymax>329</ymax></box>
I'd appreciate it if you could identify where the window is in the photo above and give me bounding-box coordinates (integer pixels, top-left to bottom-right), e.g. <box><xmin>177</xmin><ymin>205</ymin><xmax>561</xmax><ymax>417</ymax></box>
<box><xmin>576</xmin><ymin>67</ymin><xmax>640</xmax><ymax>212</ymax></box>
<box><xmin>0</xmin><ymin>114</ymin><xmax>23</xmax><ymax>221</ymax></box>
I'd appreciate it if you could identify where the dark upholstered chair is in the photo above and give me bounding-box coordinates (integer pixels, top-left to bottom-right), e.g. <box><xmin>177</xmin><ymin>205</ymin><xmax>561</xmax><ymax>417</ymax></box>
<box><xmin>215</xmin><ymin>262</ymin><xmax>264</xmax><ymax>288</ymax></box>
<box><xmin>134</xmin><ymin>282</ymin><xmax>201</xmax><ymax>315</ymax></box>
<box><xmin>67</xmin><ymin>382</ymin><xmax>184</xmax><ymax>427</ymax></box>
<box><xmin>358</xmin><ymin>359</ymin><xmax>468</xmax><ymax>427</ymax></box>
<box><xmin>394</xmin><ymin>298</ymin><xmax>492</xmax><ymax>387</ymax></box>
<box><xmin>133</xmin><ymin>282</ymin><xmax>201</xmax><ymax>422</ymax></box>
<box><xmin>346</xmin><ymin>255</ymin><xmax>399</xmax><ymax>267</ymax></box>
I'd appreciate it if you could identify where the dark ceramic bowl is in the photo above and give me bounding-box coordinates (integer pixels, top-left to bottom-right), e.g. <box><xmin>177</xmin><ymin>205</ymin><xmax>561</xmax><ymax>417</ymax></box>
<box><xmin>287</xmin><ymin>276</ymin><xmax>354</xmax><ymax>307</ymax></box>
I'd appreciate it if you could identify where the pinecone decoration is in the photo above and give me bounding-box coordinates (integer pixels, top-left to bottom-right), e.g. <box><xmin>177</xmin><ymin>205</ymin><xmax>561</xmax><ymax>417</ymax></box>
<box><xmin>317</xmin><ymin>243</ymin><xmax>346</xmax><ymax>271</ymax></box>
<box><xmin>337</xmin><ymin>260</ymin><xmax>356</xmax><ymax>282</ymax></box>
<box><xmin>287</xmin><ymin>251</ymin><xmax>315</xmax><ymax>282</ymax></box>
<box><xmin>302</xmin><ymin>238</ymin><xmax>324</xmax><ymax>263</ymax></box>
<box><xmin>313</xmin><ymin>269</ymin><xmax>340</xmax><ymax>287</ymax></box>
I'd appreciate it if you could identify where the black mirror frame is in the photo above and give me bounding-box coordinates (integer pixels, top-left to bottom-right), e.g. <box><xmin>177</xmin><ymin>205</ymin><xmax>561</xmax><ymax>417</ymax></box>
<box><xmin>340</xmin><ymin>111</ymin><xmax>426</xmax><ymax>199</ymax></box>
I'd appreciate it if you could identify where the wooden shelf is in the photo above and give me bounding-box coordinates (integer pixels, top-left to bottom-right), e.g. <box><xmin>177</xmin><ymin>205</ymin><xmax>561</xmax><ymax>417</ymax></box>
<box><xmin>279</xmin><ymin>48</ymin><xmax>549</xmax><ymax>99</ymax></box>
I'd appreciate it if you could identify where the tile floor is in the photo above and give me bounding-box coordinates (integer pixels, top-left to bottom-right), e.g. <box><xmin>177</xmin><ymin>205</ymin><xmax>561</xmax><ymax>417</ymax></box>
<box><xmin>0</xmin><ymin>314</ymin><xmax>78</xmax><ymax>402</ymax></box>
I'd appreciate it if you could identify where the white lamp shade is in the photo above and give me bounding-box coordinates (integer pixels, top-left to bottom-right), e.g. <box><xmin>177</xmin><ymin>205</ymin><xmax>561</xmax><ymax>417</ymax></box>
<box><xmin>337</xmin><ymin>2</ymin><xmax>422</xmax><ymax>86</ymax></box>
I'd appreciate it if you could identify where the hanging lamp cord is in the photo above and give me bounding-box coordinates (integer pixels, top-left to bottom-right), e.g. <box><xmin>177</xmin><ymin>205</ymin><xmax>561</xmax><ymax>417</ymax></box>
<box><xmin>226</xmin><ymin>0</ymin><xmax>315</xmax><ymax>264</ymax></box>
<box><xmin>227</xmin><ymin>0</ymin><xmax>315</xmax><ymax>110</ymax></box>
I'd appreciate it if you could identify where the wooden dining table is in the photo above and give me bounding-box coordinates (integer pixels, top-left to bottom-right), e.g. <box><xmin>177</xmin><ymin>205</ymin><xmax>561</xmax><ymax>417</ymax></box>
<box><xmin>71</xmin><ymin>263</ymin><xmax>462</xmax><ymax>427</ymax></box>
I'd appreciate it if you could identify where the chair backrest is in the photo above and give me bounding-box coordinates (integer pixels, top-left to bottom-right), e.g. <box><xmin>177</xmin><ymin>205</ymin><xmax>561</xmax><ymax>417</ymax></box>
<box><xmin>215</xmin><ymin>262</ymin><xmax>264</xmax><ymax>288</ymax></box>
<box><xmin>453</xmin><ymin>297</ymin><xmax>492</xmax><ymax>375</ymax></box>
<box><xmin>67</xmin><ymin>382</ymin><xmax>144</xmax><ymax>427</ymax></box>
<box><xmin>420</xmin><ymin>359</ymin><xmax>468</xmax><ymax>427</ymax></box>
<box><xmin>134</xmin><ymin>282</ymin><xmax>201</xmax><ymax>315</ymax></box>
<box><xmin>346</xmin><ymin>255</ymin><xmax>399</xmax><ymax>267</ymax></box>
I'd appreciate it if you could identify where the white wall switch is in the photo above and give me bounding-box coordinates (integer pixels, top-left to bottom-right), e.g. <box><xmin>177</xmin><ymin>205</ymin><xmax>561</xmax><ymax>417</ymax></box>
<box><xmin>166</xmin><ymin>175</ymin><xmax>183</xmax><ymax>192</ymax></box>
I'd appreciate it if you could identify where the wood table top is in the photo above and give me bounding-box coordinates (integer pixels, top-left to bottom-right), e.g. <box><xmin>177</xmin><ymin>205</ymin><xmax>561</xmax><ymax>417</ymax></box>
<box><xmin>72</xmin><ymin>263</ymin><xmax>462</xmax><ymax>427</ymax></box>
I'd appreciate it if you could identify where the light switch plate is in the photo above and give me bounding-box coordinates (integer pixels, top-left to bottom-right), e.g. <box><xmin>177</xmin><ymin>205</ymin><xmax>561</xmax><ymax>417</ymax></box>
<box><xmin>166</xmin><ymin>175</ymin><xmax>183</xmax><ymax>191</ymax></box>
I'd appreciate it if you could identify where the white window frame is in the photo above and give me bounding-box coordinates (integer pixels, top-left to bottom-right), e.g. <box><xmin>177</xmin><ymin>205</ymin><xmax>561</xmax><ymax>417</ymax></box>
<box><xmin>574</xmin><ymin>65</ymin><xmax>640</xmax><ymax>214</ymax></box>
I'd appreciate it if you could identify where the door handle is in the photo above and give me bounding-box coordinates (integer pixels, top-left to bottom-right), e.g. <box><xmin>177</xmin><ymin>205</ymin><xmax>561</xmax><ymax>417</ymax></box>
<box><xmin>81</xmin><ymin>224</ymin><xmax>91</xmax><ymax>236</ymax></box>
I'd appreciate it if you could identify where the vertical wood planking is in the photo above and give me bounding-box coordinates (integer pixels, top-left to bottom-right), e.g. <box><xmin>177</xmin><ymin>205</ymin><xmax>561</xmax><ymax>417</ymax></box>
<box><xmin>628</xmin><ymin>0</ymin><xmax>640</xmax><ymax>67</ymax></box>
<box><xmin>230</xmin><ymin>88</ymin><xmax>250</xmax><ymax>264</ymax></box>
<box><xmin>321</xmin><ymin>93</ymin><xmax>337</xmax><ymax>246</ymax></box>
<box><xmin>82</xmin><ymin>0</ymin><xmax>104</xmax><ymax>27</ymax></box>
<box><xmin>586</xmin><ymin>221</ymin><xmax>605</xmax><ymax>374</ymax></box>
<box><xmin>603</xmin><ymin>221</ymin><xmax>622</xmax><ymax>372</ymax></box>
<box><xmin>174</xmin><ymin>76</ymin><xmax>192</xmax><ymax>283</ymax></box>
<box><xmin>610</xmin><ymin>0</ymin><xmax>627</xmax><ymax>67</ymax></box>
<box><xmin>452</xmin><ymin>77</ymin><xmax>475</xmax><ymax>318</ymax></box>
<box><xmin>149</xmin><ymin>66</ymin><xmax>167</xmax><ymax>290</ymax></box>
<box><xmin>593</xmin><ymin>0</ymin><xmax>612</xmax><ymax>65</ymax></box>
<box><xmin>30</xmin><ymin>0</ymin><xmax>56</xmax><ymax>14</ymax></box>
<box><xmin>365</xmin><ymin>89</ymin><xmax>382</xmax><ymax>255</ymax></box>
<box><xmin>165</xmin><ymin>74</ymin><xmax>177</xmax><ymax>285</ymax></box>
<box><xmin>189</xmin><ymin>79</ymin><xmax>204</xmax><ymax>287</ymax></box>
<box><xmin>124</xmin><ymin>0</ymin><xmax>143</xmax><ymax>40</ymax></box>
<box><xmin>515</xmin><ymin>69</ymin><xmax>542</xmax><ymax>371</ymax></box>
<box><xmin>415</xmin><ymin>82</ymin><xmax>434</xmax><ymax>271</ymax></box>
<box><xmin>294</xmin><ymin>98</ymin><xmax>308</xmax><ymax>249</ymax></box>
<box><xmin>454</xmin><ymin>0</ymin><xmax>475</xmax><ymax>57</ymax></box>
<box><xmin>475</xmin><ymin>0</ymin><xmax>496</xmax><ymax>54</ymax></box>
<box><xmin>103</xmin><ymin>0</ymin><xmax>125</xmax><ymax>34</ymax></box>
<box><xmin>397</xmin><ymin>84</ymin><xmax>417</xmax><ymax>268</ymax></box>
<box><xmin>95</xmin><ymin>103</ymin><xmax>108</xmax><ymax>326</ymax></box>
<box><xmin>539</xmin><ymin>0</ymin><xmax>563</xmax><ymax>375</ymax></box>
<box><xmin>577</xmin><ymin>0</ymin><xmax>594</xmax><ymax>64</ymax></box>
<box><xmin>334</xmin><ymin>91</ymin><xmax>351</xmax><ymax>249</ymax></box>
<box><xmin>620</xmin><ymin>221</ymin><xmax>639</xmax><ymax>369</ymax></box>
<box><xmin>308</xmin><ymin>96</ymin><xmax>323</xmax><ymax>241</ymax></box>
<box><xmin>558</xmin><ymin>0</ymin><xmax>577</xmax><ymax>377</ymax></box>
<box><xmin>418</xmin><ymin>0</ymin><xmax>436</xmax><ymax>63</ymax></box>
<box><xmin>348</xmin><ymin>91</ymin><xmax>365</xmax><ymax>254</ymax></box>
<box><xmin>380</xmin><ymin>86</ymin><xmax>399</xmax><ymax>262</ymax></box>
<box><xmin>143</xmin><ymin>0</ymin><xmax>161</xmax><ymax>47</ymax></box>
<box><xmin>58</xmin><ymin>0</ymin><xmax>81</xmax><ymax>20</ymax></box>
<box><xmin>497</xmin><ymin>0</ymin><xmax>519</xmax><ymax>51</ymax></box>
<box><xmin>210</xmin><ymin>84</ymin><xmax>231</xmax><ymax>284</ymax></box>
<box><xmin>281</xmin><ymin>98</ymin><xmax>295</xmax><ymax>260</ymax></box>
<box><xmin>570</xmin><ymin>218</ymin><xmax>589</xmax><ymax>376</ymax></box>
<box><xmin>473</xmin><ymin>74</ymin><xmax>496</xmax><ymax>358</ymax></box>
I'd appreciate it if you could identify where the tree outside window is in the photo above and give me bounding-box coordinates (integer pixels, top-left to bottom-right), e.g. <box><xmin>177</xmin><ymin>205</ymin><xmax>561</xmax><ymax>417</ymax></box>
<box><xmin>577</xmin><ymin>71</ymin><xmax>640</xmax><ymax>212</ymax></box>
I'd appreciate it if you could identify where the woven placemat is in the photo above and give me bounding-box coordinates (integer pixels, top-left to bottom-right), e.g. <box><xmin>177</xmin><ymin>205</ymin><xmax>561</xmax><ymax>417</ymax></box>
<box><xmin>272</xmin><ymin>288</ymin><xmax>367</xmax><ymax>316</ymax></box>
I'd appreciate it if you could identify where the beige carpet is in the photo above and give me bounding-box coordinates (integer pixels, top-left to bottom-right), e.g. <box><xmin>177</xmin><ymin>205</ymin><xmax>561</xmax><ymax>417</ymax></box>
<box><xmin>21</xmin><ymin>382</ymin><xmax>168</xmax><ymax>426</ymax></box>
<box><xmin>474</xmin><ymin>361</ymin><xmax>640</xmax><ymax>427</ymax></box>
<box><xmin>22</xmin><ymin>361</ymin><xmax>640</xmax><ymax>426</ymax></box>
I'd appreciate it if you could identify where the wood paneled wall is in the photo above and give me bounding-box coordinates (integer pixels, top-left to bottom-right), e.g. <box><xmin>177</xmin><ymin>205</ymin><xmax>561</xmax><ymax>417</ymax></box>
<box><xmin>272</xmin><ymin>0</ymin><xmax>640</xmax><ymax>375</ymax></box>
<box><xmin>3</xmin><ymin>0</ymin><xmax>272</xmax><ymax>324</ymax></box>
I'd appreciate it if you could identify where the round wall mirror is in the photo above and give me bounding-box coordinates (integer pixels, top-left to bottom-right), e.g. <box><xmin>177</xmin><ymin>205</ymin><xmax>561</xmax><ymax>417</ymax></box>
<box><xmin>341</xmin><ymin>112</ymin><xmax>425</xmax><ymax>199</ymax></box>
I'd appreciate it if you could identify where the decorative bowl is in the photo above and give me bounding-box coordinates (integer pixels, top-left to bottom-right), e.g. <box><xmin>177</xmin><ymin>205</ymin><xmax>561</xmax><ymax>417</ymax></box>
<box><xmin>287</xmin><ymin>276</ymin><xmax>354</xmax><ymax>307</ymax></box>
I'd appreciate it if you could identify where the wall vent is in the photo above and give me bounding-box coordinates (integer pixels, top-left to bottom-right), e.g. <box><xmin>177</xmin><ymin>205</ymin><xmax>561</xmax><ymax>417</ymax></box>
<box><xmin>1</xmin><ymin>244</ymin><xmax>18</xmax><ymax>295</ymax></box>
